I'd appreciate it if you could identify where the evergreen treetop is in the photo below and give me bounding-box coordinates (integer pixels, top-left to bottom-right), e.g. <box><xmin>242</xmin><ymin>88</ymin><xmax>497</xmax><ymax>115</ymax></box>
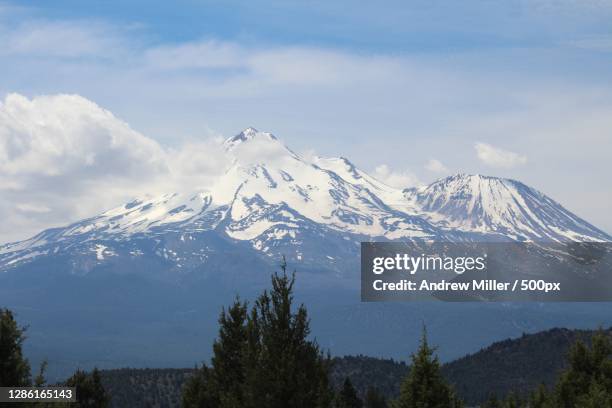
<box><xmin>393</xmin><ymin>326</ymin><xmax>463</xmax><ymax>408</ymax></box>
<box><xmin>182</xmin><ymin>258</ymin><xmax>333</xmax><ymax>408</ymax></box>
<box><xmin>334</xmin><ymin>377</ymin><xmax>363</xmax><ymax>408</ymax></box>
<box><xmin>0</xmin><ymin>308</ymin><xmax>31</xmax><ymax>387</ymax></box>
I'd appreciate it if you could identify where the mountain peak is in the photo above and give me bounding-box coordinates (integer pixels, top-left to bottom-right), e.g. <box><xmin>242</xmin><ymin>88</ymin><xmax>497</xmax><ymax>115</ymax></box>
<box><xmin>224</xmin><ymin>127</ymin><xmax>278</xmax><ymax>149</ymax></box>
<box><xmin>443</xmin><ymin>173</ymin><xmax>502</xmax><ymax>182</ymax></box>
<box><xmin>409</xmin><ymin>174</ymin><xmax>525</xmax><ymax>192</ymax></box>
<box><xmin>404</xmin><ymin>173</ymin><xmax>610</xmax><ymax>241</ymax></box>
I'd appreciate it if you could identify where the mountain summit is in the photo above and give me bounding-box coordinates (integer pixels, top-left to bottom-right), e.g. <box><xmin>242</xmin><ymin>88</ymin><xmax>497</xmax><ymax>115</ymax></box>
<box><xmin>223</xmin><ymin>127</ymin><xmax>278</xmax><ymax>150</ymax></box>
<box><xmin>404</xmin><ymin>174</ymin><xmax>610</xmax><ymax>242</ymax></box>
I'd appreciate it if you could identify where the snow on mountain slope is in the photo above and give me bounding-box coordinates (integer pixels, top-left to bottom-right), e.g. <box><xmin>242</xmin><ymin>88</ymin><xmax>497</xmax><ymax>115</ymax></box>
<box><xmin>0</xmin><ymin>128</ymin><xmax>443</xmax><ymax>270</ymax></box>
<box><xmin>220</xmin><ymin>132</ymin><xmax>436</xmax><ymax>240</ymax></box>
<box><xmin>403</xmin><ymin>174</ymin><xmax>611</xmax><ymax>242</ymax></box>
<box><xmin>1</xmin><ymin>129</ymin><xmax>609</xmax><ymax>273</ymax></box>
<box><xmin>312</xmin><ymin>156</ymin><xmax>410</xmax><ymax>211</ymax></box>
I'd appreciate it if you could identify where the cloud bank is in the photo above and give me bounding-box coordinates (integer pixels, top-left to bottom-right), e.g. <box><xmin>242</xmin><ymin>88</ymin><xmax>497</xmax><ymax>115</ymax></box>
<box><xmin>0</xmin><ymin>93</ymin><xmax>231</xmax><ymax>243</ymax></box>
<box><xmin>425</xmin><ymin>159</ymin><xmax>449</xmax><ymax>173</ymax></box>
<box><xmin>474</xmin><ymin>143</ymin><xmax>527</xmax><ymax>168</ymax></box>
<box><xmin>373</xmin><ymin>164</ymin><xmax>421</xmax><ymax>188</ymax></box>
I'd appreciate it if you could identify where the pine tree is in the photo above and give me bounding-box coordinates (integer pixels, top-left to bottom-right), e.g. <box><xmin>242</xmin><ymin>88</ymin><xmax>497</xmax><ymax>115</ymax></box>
<box><xmin>65</xmin><ymin>368</ymin><xmax>110</xmax><ymax>408</ymax></box>
<box><xmin>502</xmin><ymin>392</ymin><xmax>521</xmax><ymax>408</ymax></box>
<box><xmin>244</xmin><ymin>259</ymin><xmax>333</xmax><ymax>407</ymax></box>
<box><xmin>211</xmin><ymin>299</ymin><xmax>249</xmax><ymax>407</ymax></box>
<box><xmin>181</xmin><ymin>258</ymin><xmax>333</xmax><ymax>408</ymax></box>
<box><xmin>182</xmin><ymin>300</ymin><xmax>249</xmax><ymax>408</ymax></box>
<box><xmin>0</xmin><ymin>308</ymin><xmax>31</xmax><ymax>386</ymax></box>
<box><xmin>182</xmin><ymin>364</ymin><xmax>218</xmax><ymax>408</ymax></box>
<box><xmin>480</xmin><ymin>393</ymin><xmax>501</xmax><ymax>408</ymax></box>
<box><xmin>334</xmin><ymin>377</ymin><xmax>363</xmax><ymax>408</ymax></box>
<box><xmin>393</xmin><ymin>326</ymin><xmax>463</xmax><ymax>408</ymax></box>
<box><xmin>575</xmin><ymin>381</ymin><xmax>611</xmax><ymax>408</ymax></box>
<box><xmin>528</xmin><ymin>383</ymin><xmax>551</xmax><ymax>408</ymax></box>
<box><xmin>364</xmin><ymin>387</ymin><xmax>387</xmax><ymax>408</ymax></box>
<box><xmin>34</xmin><ymin>360</ymin><xmax>48</xmax><ymax>387</ymax></box>
<box><xmin>554</xmin><ymin>329</ymin><xmax>612</xmax><ymax>407</ymax></box>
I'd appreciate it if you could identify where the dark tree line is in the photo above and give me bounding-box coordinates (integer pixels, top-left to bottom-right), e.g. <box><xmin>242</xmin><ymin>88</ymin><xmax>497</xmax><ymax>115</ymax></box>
<box><xmin>98</xmin><ymin>368</ymin><xmax>192</xmax><ymax>407</ymax></box>
<box><xmin>330</xmin><ymin>355</ymin><xmax>408</xmax><ymax>399</ymax></box>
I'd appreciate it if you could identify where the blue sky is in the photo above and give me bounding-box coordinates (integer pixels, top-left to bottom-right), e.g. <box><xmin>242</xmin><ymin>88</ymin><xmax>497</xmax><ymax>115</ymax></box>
<box><xmin>1</xmin><ymin>0</ymin><xmax>612</xmax><ymax>241</ymax></box>
<box><xmin>13</xmin><ymin>0</ymin><xmax>612</xmax><ymax>49</ymax></box>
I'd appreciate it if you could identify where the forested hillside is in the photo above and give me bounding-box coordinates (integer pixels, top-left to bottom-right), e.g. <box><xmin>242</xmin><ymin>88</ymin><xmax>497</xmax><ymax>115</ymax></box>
<box><xmin>443</xmin><ymin>327</ymin><xmax>612</xmax><ymax>405</ymax></box>
<box><xmin>99</xmin><ymin>369</ymin><xmax>193</xmax><ymax>408</ymax></box>
<box><xmin>98</xmin><ymin>327</ymin><xmax>611</xmax><ymax>407</ymax></box>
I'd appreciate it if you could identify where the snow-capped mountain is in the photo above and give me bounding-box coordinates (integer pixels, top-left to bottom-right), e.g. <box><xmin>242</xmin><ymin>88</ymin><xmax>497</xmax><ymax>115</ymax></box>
<box><xmin>2</xmin><ymin>127</ymin><xmax>611</xmax><ymax>380</ymax></box>
<box><xmin>0</xmin><ymin>128</ymin><xmax>609</xmax><ymax>274</ymax></box>
<box><xmin>403</xmin><ymin>174</ymin><xmax>611</xmax><ymax>242</ymax></box>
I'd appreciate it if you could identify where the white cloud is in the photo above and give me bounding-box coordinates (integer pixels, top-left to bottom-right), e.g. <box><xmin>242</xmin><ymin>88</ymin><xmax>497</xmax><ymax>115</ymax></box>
<box><xmin>568</xmin><ymin>35</ymin><xmax>612</xmax><ymax>51</ymax></box>
<box><xmin>0</xmin><ymin>93</ymin><xmax>167</xmax><ymax>178</ymax></box>
<box><xmin>297</xmin><ymin>148</ymin><xmax>319</xmax><ymax>163</ymax></box>
<box><xmin>15</xmin><ymin>203</ymin><xmax>50</xmax><ymax>214</ymax></box>
<box><xmin>474</xmin><ymin>142</ymin><xmax>527</xmax><ymax>168</ymax></box>
<box><xmin>144</xmin><ymin>40</ymin><xmax>244</xmax><ymax>70</ymax></box>
<box><xmin>0</xmin><ymin>93</ymin><xmax>229</xmax><ymax>243</ymax></box>
<box><xmin>424</xmin><ymin>159</ymin><xmax>448</xmax><ymax>173</ymax></box>
<box><xmin>373</xmin><ymin>164</ymin><xmax>421</xmax><ymax>188</ymax></box>
<box><xmin>0</xmin><ymin>20</ymin><xmax>129</xmax><ymax>59</ymax></box>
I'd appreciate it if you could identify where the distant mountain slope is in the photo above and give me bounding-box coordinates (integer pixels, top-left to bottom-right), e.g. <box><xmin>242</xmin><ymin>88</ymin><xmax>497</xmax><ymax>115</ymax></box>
<box><xmin>99</xmin><ymin>368</ymin><xmax>192</xmax><ymax>408</ymax></box>
<box><xmin>98</xmin><ymin>328</ymin><xmax>612</xmax><ymax>407</ymax></box>
<box><xmin>329</xmin><ymin>355</ymin><xmax>408</xmax><ymax>399</ymax></box>
<box><xmin>331</xmin><ymin>327</ymin><xmax>611</xmax><ymax>405</ymax></box>
<box><xmin>443</xmin><ymin>327</ymin><xmax>612</xmax><ymax>404</ymax></box>
<box><xmin>404</xmin><ymin>174</ymin><xmax>611</xmax><ymax>242</ymax></box>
